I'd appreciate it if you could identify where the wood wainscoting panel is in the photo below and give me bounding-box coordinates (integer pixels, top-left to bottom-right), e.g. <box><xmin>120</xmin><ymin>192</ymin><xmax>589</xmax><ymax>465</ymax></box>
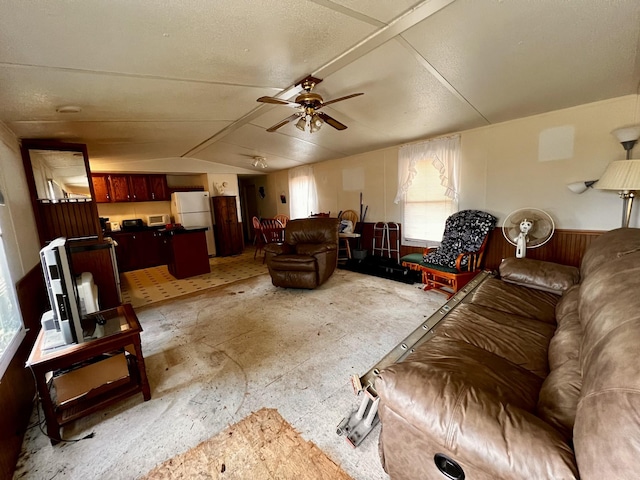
<box><xmin>352</xmin><ymin>223</ymin><xmax>603</xmax><ymax>272</ymax></box>
<box><xmin>1</xmin><ymin>265</ymin><xmax>49</xmax><ymax>479</ymax></box>
<box><xmin>483</xmin><ymin>228</ymin><xmax>604</xmax><ymax>270</ymax></box>
<box><xmin>38</xmin><ymin>200</ymin><xmax>101</xmax><ymax>241</ymax></box>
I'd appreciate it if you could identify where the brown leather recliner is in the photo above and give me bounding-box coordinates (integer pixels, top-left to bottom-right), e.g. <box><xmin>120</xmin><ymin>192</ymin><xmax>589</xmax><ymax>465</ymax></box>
<box><xmin>264</xmin><ymin>217</ymin><xmax>339</xmax><ymax>289</ymax></box>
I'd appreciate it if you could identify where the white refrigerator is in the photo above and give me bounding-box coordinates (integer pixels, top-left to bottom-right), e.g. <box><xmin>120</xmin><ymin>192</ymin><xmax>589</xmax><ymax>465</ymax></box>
<box><xmin>170</xmin><ymin>191</ymin><xmax>216</xmax><ymax>256</ymax></box>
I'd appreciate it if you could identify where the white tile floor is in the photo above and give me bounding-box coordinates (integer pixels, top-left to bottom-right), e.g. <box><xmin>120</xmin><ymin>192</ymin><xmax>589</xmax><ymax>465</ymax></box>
<box><xmin>121</xmin><ymin>248</ymin><xmax>268</xmax><ymax>307</ymax></box>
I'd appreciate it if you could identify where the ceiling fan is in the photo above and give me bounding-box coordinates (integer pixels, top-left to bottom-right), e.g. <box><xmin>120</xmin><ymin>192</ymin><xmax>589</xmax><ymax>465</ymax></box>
<box><xmin>257</xmin><ymin>75</ymin><xmax>363</xmax><ymax>133</ymax></box>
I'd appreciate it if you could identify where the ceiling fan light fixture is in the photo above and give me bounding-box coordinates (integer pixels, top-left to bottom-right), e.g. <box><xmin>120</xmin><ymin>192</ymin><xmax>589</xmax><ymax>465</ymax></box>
<box><xmin>309</xmin><ymin>114</ymin><xmax>323</xmax><ymax>133</ymax></box>
<box><xmin>295</xmin><ymin>116</ymin><xmax>307</xmax><ymax>131</ymax></box>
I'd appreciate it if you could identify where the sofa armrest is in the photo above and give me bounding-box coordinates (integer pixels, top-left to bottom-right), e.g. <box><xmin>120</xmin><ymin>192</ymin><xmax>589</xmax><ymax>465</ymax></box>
<box><xmin>296</xmin><ymin>243</ymin><xmax>337</xmax><ymax>256</ymax></box>
<box><xmin>499</xmin><ymin>257</ymin><xmax>579</xmax><ymax>294</ymax></box>
<box><xmin>376</xmin><ymin>365</ymin><xmax>578</xmax><ymax>479</ymax></box>
<box><xmin>264</xmin><ymin>242</ymin><xmax>292</xmax><ymax>255</ymax></box>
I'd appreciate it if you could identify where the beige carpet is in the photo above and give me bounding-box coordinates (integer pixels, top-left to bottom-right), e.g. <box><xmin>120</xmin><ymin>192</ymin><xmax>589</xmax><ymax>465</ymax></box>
<box><xmin>16</xmin><ymin>269</ymin><xmax>445</xmax><ymax>480</ymax></box>
<box><xmin>142</xmin><ymin>408</ymin><xmax>353</xmax><ymax>480</ymax></box>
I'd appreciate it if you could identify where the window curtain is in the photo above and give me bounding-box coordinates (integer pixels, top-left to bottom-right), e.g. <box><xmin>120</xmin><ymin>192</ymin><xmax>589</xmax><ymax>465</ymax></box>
<box><xmin>394</xmin><ymin>134</ymin><xmax>460</xmax><ymax>204</ymax></box>
<box><xmin>288</xmin><ymin>165</ymin><xmax>318</xmax><ymax>220</ymax></box>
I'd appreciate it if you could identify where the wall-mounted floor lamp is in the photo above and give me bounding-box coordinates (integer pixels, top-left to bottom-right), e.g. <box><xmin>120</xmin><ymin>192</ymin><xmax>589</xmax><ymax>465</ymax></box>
<box><xmin>595</xmin><ymin>125</ymin><xmax>640</xmax><ymax>227</ymax></box>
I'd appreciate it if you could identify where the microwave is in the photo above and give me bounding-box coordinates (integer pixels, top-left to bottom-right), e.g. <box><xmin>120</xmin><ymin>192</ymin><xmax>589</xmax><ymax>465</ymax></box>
<box><xmin>147</xmin><ymin>214</ymin><xmax>170</xmax><ymax>227</ymax></box>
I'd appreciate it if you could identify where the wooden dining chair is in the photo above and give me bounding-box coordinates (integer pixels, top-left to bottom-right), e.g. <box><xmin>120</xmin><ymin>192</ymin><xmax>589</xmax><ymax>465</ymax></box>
<box><xmin>258</xmin><ymin>218</ymin><xmax>285</xmax><ymax>262</ymax></box>
<box><xmin>274</xmin><ymin>214</ymin><xmax>289</xmax><ymax>227</ymax></box>
<box><xmin>252</xmin><ymin>216</ymin><xmax>264</xmax><ymax>259</ymax></box>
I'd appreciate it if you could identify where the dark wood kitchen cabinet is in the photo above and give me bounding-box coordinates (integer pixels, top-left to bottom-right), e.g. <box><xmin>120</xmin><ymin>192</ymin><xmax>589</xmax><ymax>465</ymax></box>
<box><xmin>92</xmin><ymin>174</ymin><xmax>168</xmax><ymax>203</ymax></box>
<box><xmin>128</xmin><ymin>175</ymin><xmax>151</xmax><ymax>201</ymax></box>
<box><xmin>109</xmin><ymin>174</ymin><xmax>132</xmax><ymax>202</ymax></box>
<box><xmin>212</xmin><ymin>196</ymin><xmax>244</xmax><ymax>256</ymax></box>
<box><xmin>111</xmin><ymin>230</ymin><xmax>168</xmax><ymax>272</ymax></box>
<box><xmin>148</xmin><ymin>174</ymin><xmax>169</xmax><ymax>201</ymax></box>
<box><xmin>91</xmin><ymin>174</ymin><xmax>111</xmax><ymax>203</ymax></box>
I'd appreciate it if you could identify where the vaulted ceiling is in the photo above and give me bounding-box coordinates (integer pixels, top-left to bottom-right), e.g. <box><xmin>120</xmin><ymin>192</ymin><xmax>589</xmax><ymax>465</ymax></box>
<box><xmin>1</xmin><ymin>0</ymin><xmax>639</xmax><ymax>174</ymax></box>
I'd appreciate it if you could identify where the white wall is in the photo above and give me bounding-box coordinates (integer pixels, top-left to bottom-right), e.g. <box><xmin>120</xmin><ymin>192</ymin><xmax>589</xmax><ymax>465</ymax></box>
<box><xmin>461</xmin><ymin>95</ymin><xmax>640</xmax><ymax>229</ymax></box>
<box><xmin>0</xmin><ymin>124</ymin><xmax>40</xmax><ymax>282</ymax></box>
<box><xmin>269</xmin><ymin>95</ymin><xmax>640</xmax><ymax>231</ymax></box>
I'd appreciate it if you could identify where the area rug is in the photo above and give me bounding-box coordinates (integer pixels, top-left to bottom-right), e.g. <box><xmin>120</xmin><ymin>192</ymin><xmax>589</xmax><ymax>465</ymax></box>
<box><xmin>142</xmin><ymin>408</ymin><xmax>353</xmax><ymax>480</ymax></box>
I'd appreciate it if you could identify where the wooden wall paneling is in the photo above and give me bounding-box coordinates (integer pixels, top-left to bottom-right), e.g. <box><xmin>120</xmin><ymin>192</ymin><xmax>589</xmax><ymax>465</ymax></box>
<box><xmin>1</xmin><ymin>265</ymin><xmax>49</xmax><ymax>480</ymax></box>
<box><xmin>38</xmin><ymin>201</ymin><xmax>100</xmax><ymax>241</ymax></box>
<box><xmin>483</xmin><ymin>228</ymin><xmax>603</xmax><ymax>270</ymax></box>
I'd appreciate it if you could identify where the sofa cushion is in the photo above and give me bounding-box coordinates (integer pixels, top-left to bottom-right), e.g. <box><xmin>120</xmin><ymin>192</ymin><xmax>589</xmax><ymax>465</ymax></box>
<box><xmin>470</xmin><ymin>277</ymin><xmax>559</xmax><ymax>323</ymax></box>
<box><xmin>555</xmin><ymin>284</ymin><xmax>580</xmax><ymax>325</ymax></box>
<box><xmin>499</xmin><ymin>257</ymin><xmax>580</xmax><ymax>295</ymax></box>
<box><xmin>398</xmin><ymin>336</ymin><xmax>543</xmax><ymax>411</ymax></box>
<box><xmin>579</xmin><ymin>227</ymin><xmax>640</xmax><ymax>279</ymax></box>
<box><xmin>537</xmin><ymin>358</ymin><xmax>582</xmax><ymax>440</ymax></box>
<box><xmin>573</xmin><ymin>248</ymin><xmax>640</xmax><ymax>479</ymax></box>
<box><xmin>548</xmin><ymin>311</ymin><xmax>582</xmax><ymax>370</ymax></box>
<box><xmin>433</xmin><ymin>303</ymin><xmax>555</xmax><ymax>378</ymax></box>
<box><xmin>285</xmin><ymin>217</ymin><xmax>338</xmax><ymax>245</ymax></box>
<box><xmin>578</xmin><ymin>250</ymin><xmax>640</xmax><ymax>368</ymax></box>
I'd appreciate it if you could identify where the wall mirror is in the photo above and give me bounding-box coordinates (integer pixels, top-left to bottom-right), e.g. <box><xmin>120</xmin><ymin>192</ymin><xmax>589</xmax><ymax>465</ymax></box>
<box><xmin>20</xmin><ymin>140</ymin><xmax>101</xmax><ymax>245</ymax></box>
<box><xmin>29</xmin><ymin>149</ymin><xmax>91</xmax><ymax>201</ymax></box>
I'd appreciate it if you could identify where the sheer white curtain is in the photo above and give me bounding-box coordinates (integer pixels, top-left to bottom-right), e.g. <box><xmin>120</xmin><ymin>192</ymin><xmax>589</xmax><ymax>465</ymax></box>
<box><xmin>394</xmin><ymin>135</ymin><xmax>460</xmax><ymax>204</ymax></box>
<box><xmin>395</xmin><ymin>135</ymin><xmax>460</xmax><ymax>244</ymax></box>
<box><xmin>288</xmin><ymin>165</ymin><xmax>318</xmax><ymax>219</ymax></box>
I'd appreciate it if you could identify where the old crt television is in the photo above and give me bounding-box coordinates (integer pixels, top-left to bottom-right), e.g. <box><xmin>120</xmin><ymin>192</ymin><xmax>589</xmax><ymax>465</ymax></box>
<box><xmin>40</xmin><ymin>237</ymin><xmax>85</xmax><ymax>349</ymax></box>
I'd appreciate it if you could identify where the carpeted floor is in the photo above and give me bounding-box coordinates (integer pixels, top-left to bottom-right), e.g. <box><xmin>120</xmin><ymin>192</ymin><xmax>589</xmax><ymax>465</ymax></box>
<box><xmin>142</xmin><ymin>408</ymin><xmax>353</xmax><ymax>480</ymax></box>
<box><xmin>15</xmin><ymin>266</ymin><xmax>445</xmax><ymax>480</ymax></box>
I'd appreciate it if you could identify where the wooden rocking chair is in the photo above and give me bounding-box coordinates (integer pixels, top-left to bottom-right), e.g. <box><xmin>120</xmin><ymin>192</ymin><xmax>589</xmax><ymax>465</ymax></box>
<box><xmin>401</xmin><ymin>210</ymin><xmax>497</xmax><ymax>298</ymax></box>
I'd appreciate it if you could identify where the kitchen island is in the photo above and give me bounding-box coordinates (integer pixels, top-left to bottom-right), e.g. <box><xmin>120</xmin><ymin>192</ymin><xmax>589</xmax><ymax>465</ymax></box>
<box><xmin>163</xmin><ymin>227</ymin><xmax>210</xmax><ymax>279</ymax></box>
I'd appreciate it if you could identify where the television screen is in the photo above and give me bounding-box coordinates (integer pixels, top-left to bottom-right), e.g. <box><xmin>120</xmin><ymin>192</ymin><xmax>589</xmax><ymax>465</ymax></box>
<box><xmin>39</xmin><ymin>237</ymin><xmax>85</xmax><ymax>349</ymax></box>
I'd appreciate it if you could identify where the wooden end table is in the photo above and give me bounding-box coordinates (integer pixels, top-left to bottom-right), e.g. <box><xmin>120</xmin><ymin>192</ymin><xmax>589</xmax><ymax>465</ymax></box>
<box><xmin>26</xmin><ymin>303</ymin><xmax>151</xmax><ymax>445</ymax></box>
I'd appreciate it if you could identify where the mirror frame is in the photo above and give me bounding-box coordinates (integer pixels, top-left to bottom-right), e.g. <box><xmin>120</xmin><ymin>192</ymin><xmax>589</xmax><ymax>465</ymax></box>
<box><xmin>20</xmin><ymin>139</ymin><xmax>102</xmax><ymax>246</ymax></box>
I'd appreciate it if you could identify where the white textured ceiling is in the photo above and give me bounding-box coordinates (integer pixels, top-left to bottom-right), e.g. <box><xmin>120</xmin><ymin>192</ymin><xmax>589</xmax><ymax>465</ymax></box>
<box><xmin>1</xmin><ymin>0</ymin><xmax>639</xmax><ymax>174</ymax></box>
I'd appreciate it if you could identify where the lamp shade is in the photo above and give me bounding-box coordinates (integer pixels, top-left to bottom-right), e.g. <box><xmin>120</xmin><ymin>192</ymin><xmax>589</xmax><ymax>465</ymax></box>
<box><xmin>612</xmin><ymin>126</ymin><xmax>640</xmax><ymax>143</ymax></box>
<box><xmin>595</xmin><ymin>160</ymin><xmax>640</xmax><ymax>191</ymax></box>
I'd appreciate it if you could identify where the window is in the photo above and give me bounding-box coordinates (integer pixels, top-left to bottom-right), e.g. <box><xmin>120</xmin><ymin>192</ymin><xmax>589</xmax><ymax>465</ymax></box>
<box><xmin>395</xmin><ymin>135</ymin><xmax>460</xmax><ymax>246</ymax></box>
<box><xmin>0</xmin><ymin>222</ymin><xmax>24</xmax><ymax>376</ymax></box>
<box><xmin>288</xmin><ymin>166</ymin><xmax>318</xmax><ymax>219</ymax></box>
<box><xmin>403</xmin><ymin>161</ymin><xmax>456</xmax><ymax>243</ymax></box>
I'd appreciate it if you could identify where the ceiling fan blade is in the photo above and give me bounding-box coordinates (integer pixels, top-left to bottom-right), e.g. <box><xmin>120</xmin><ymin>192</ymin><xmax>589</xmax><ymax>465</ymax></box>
<box><xmin>257</xmin><ymin>96</ymin><xmax>300</xmax><ymax>107</ymax></box>
<box><xmin>320</xmin><ymin>92</ymin><xmax>364</xmax><ymax>108</ymax></box>
<box><xmin>317</xmin><ymin>112</ymin><xmax>347</xmax><ymax>130</ymax></box>
<box><xmin>266</xmin><ymin>113</ymin><xmax>301</xmax><ymax>132</ymax></box>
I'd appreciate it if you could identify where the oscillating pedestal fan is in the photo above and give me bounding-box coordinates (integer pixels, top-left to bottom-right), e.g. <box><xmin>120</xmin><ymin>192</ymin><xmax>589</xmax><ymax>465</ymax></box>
<box><xmin>502</xmin><ymin>208</ymin><xmax>555</xmax><ymax>258</ymax></box>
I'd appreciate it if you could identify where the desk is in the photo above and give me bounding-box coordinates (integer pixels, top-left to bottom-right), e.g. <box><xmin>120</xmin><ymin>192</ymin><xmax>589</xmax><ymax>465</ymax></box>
<box><xmin>26</xmin><ymin>304</ymin><xmax>150</xmax><ymax>444</ymax></box>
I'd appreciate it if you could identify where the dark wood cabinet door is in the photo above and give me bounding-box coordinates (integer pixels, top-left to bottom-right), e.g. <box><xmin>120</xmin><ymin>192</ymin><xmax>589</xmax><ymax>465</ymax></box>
<box><xmin>148</xmin><ymin>175</ymin><xmax>169</xmax><ymax>201</ymax></box>
<box><xmin>109</xmin><ymin>175</ymin><xmax>131</xmax><ymax>202</ymax></box>
<box><xmin>91</xmin><ymin>174</ymin><xmax>111</xmax><ymax>203</ymax></box>
<box><xmin>129</xmin><ymin>175</ymin><xmax>151</xmax><ymax>202</ymax></box>
<box><xmin>111</xmin><ymin>232</ymin><xmax>135</xmax><ymax>271</ymax></box>
<box><xmin>139</xmin><ymin>230</ymin><xmax>165</xmax><ymax>268</ymax></box>
<box><xmin>212</xmin><ymin>196</ymin><xmax>243</xmax><ymax>256</ymax></box>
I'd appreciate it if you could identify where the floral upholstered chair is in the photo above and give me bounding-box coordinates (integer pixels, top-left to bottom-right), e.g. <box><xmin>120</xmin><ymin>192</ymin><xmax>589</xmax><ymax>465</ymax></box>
<box><xmin>401</xmin><ymin>210</ymin><xmax>497</xmax><ymax>297</ymax></box>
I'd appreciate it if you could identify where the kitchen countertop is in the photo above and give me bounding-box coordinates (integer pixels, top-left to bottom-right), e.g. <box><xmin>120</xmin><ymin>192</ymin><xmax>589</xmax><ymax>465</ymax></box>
<box><xmin>160</xmin><ymin>226</ymin><xmax>208</xmax><ymax>235</ymax></box>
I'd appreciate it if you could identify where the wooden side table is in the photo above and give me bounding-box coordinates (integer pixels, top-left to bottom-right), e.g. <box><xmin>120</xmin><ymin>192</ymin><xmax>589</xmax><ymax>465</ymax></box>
<box><xmin>26</xmin><ymin>304</ymin><xmax>151</xmax><ymax>444</ymax></box>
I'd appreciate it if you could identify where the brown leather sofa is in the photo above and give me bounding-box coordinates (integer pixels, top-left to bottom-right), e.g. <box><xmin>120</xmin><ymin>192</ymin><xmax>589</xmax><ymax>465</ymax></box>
<box><xmin>375</xmin><ymin>227</ymin><xmax>640</xmax><ymax>479</ymax></box>
<box><xmin>264</xmin><ymin>217</ymin><xmax>339</xmax><ymax>289</ymax></box>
